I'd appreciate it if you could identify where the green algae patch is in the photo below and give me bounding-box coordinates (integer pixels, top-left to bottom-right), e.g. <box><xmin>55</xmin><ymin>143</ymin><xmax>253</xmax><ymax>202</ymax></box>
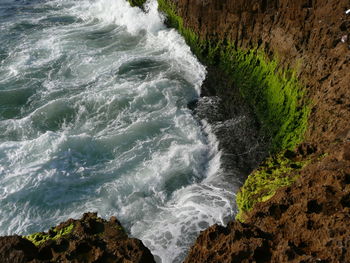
<box><xmin>24</xmin><ymin>223</ymin><xmax>74</xmax><ymax>246</ymax></box>
<box><xmin>157</xmin><ymin>0</ymin><xmax>310</xmax><ymax>153</ymax></box>
<box><xmin>157</xmin><ymin>0</ymin><xmax>311</xmax><ymax>223</ymax></box>
<box><xmin>235</xmin><ymin>152</ymin><xmax>310</xmax><ymax>222</ymax></box>
<box><xmin>219</xmin><ymin>46</ymin><xmax>310</xmax><ymax>152</ymax></box>
<box><xmin>158</xmin><ymin>0</ymin><xmax>204</xmax><ymax>56</ymax></box>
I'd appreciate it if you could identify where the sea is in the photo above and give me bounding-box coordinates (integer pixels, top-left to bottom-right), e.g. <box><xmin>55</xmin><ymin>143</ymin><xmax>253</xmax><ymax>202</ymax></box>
<box><xmin>0</xmin><ymin>0</ymin><xmax>237</xmax><ymax>262</ymax></box>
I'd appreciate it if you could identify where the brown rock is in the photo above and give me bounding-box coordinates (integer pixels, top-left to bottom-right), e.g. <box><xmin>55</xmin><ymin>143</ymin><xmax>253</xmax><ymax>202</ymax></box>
<box><xmin>167</xmin><ymin>0</ymin><xmax>350</xmax><ymax>152</ymax></box>
<box><xmin>184</xmin><ymin>222</ymin><xmax>272</xmax><ymax>263</ymax></box>
<box><xmin>166</xmin><ymin>0</ymin><xmax>350</xmax><ymax>262</ymax></box>
<box><xmin>185</xmin><ymin>146</ymin><xmax>350</xmax><ymax>262</ymax></box>
<box><xmin>0</xmin><ymin>236</ymin><xmax>38</xmax><ymax>263</ymax></box>
<box><xmin>0</xmin><ymin>213</ymin><xmax>155</xmax><ymax>263</ymax></box>
<box><xmin>339</xmin><ymin>142</ymin><xmax>350</xmax><ymax>161</ymax></box>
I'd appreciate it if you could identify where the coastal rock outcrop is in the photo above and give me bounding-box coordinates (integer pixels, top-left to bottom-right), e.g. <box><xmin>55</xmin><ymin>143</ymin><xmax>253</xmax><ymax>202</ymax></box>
<box><xmin>1</xmin><ymin>0</ymin><xmax>349</xmax><ymax>262</ymax></box>
<box><xmin>185</xmin><ymin>149</ymin><xmax>350</xmax><ymax>262</ymax></box>
<box><xmin>164</xmin><ymin>0</ymin><xmax>350</xmax><ymax>152</ymax></box>
<box><xmin>0</xmin><ymin>213</ymin><xmax>155</xmax><ymax>263</ymax></box>
<box><xmin>157</xmin><ymin>0</ymin><xmax>350</xmax><ymax>262</ymax></box>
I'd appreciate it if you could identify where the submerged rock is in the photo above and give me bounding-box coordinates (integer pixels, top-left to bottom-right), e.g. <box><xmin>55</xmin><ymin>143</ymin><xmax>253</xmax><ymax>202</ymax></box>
<box><xmin>0</xmin><ymin>213</ymin><xmax>155</xmax><ymax>263</ymax></box>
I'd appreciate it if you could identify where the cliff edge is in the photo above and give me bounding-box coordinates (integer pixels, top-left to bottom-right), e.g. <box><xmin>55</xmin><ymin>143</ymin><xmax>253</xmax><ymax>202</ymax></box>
<box><xmin>0</xmin><ymin>213</ymin><xmax>155</xmax><ymax>263</ymax></box>
<box><xmin>155</xmin><ymin>0</ymin><xmax>350</xmax><ymax>262</ymax></box>
<box><xmin>1</xmin><ymin>0</ymin><xmax>349</xmax><ymax>262</ymax></box>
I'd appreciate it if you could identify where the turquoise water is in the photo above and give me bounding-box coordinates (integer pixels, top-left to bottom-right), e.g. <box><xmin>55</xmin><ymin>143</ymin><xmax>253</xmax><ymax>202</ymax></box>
<box><xmin>0</xmin><ymin>0</ymin><xmax>236</xmax><ymax>261</ymax></box>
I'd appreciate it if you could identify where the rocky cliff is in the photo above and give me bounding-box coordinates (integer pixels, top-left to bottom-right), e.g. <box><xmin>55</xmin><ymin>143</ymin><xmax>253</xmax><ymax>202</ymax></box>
<box><xmin>1</xmin><ymin>0</ymin><xmax>349</xmax><ymax>262</ymax></box>
<box><xmin>156</xmin><ymin>0</ymin><xmax>350</xmax><ymax>262</ymax></box>
<box><xmin>0</xmin><ymin>213</ymin><xmax>155</xmax><ymax>263</ymax></box>
<box><xmin>163</xmin><ymin>0</ymin><xmax>350</xmax><ymax>150</ymax></box>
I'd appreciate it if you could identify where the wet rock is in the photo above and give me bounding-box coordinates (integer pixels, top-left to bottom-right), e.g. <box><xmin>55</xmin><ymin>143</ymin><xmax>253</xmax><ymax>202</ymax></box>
<box><xmin>194</xmin><ymin>66</ymin><xmax>268</xmax><ymax>179</ymax></box>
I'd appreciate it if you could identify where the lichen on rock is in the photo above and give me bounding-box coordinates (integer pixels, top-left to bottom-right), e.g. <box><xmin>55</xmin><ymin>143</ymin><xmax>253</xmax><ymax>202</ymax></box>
<box><xmin>0</xmin><ymin>212</ymin><xmax>155</xmax><ymax>263</ymax></box>
<box><xmin>236</xmin><ymin>151</ymin><xmax>310</xmax><ymax>222</ymax></box>
<box><xmin>24</xmin><ymin>223</ymin><xmax>74</xmax><ymax>246</ymax></box>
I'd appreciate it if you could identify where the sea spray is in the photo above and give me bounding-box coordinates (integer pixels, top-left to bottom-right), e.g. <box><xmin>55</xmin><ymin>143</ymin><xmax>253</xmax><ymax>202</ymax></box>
<box><xmin>0</xmin><ymin>0</ymin><xmax>236</xmax><ymax>262</ymax></box>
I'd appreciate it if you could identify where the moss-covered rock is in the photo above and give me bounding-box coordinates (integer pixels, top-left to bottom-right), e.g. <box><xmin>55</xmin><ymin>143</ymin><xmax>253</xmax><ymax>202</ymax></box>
<box><xmin>157</xmin><ymin>0</ymin><xmax>309</xmax><ymax>153</ymax></box>
<box><xmin>235</xmin><ymin>151</ymin><xmax>310</xmax><ymax>221</ymax></box>
<box><xmin>24</xmin><ymin>223</ymin><xmax>74</xmax><ymax>246</ymax></box>
<box><xmin>157</xmin><ymin>0</ymin><xmax>310</xmax><ymax>219</ymax></box>
<box><xmin>13</xmin><ymin>213</ymin><xmax>156</xmax><ymax>262</ymax></box>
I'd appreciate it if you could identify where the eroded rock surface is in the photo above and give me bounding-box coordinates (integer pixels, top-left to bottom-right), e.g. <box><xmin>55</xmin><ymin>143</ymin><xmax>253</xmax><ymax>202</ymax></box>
<box><xmin>166</xmin><ymin>0</ymin><xmax>350</xmax><ymax>151</ymax></box>
<box><xmin>0</xmin><ymin>213</ymin><xmax>155</xmax><ymax>263</ymax></box>
<box><xmin>186</xmin><ymin>147</ymin><xmax>350</xmax><ymax>262</ymax></box>
<box><xmin>165</xmin><ymin>0</ymin><xmax>350</xmax><ymax>262</ymax></box>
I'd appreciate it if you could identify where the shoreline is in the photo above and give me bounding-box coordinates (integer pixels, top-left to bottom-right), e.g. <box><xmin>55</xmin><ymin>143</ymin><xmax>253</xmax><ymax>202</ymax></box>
<box><xmin>193</xmin><ymin>65</ymin><xmax>269</xmax><ymax>186</ymax></box>
<box><xmin>156</xmin><ymin>0</ymin><xmax>311</xmax><ymax>220</ymax></box>
<box><xmin>1</xmin><ymin>0</ymin><xmax>350</xmax><ymax>262</ymax></box>
<box><xmin>157</xmin><ymin>0</ymin><xmax>350</xmax><ymax>261</ymax></box>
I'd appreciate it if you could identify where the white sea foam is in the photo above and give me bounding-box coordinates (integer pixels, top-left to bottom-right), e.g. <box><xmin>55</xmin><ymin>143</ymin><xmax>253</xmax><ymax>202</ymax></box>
<box><xmin>85</xmin><ymin>0</ymin><xmax>164</xmax><ymax>34</ymax></box>
<box><xmin>0</xmin><ymin>0</ymin><xmax>237</xmax><ymax>262</ymax></box>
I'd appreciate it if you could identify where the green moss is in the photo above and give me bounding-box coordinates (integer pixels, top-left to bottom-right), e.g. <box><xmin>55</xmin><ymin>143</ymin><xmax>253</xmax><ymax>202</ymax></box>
<box><xmin>158</xmin><ymin>0</ymin><xmax>204</xmax><ymax>55</ymax></box>
<box><xmin>222</xmin><ymin>47</ymin><xmax>310</xmax><ymax>151</ymax></box>
<box><xmin>230</xmin><ymin>56</ymin><xmax>305</xmax><ymax>149</ymax></box>
<box><xmin>157</xmin><ymin>0</ymin><xmax>311</xmax><ymax>222</ymax></box>
<box><xmin>24</xmin><ymin>223</ymin><xmax>74</xmax><ymax>246</ymax></box>
<box><xmin>128</xmin><ymin>0</ymin><xmax>147</xmax><ymax>7</ymax></box>
<box><xmin>235</xmin><ymin>152</ymin><xmax>310</xmax><ymax>222</ymax></box>
<box><xmin>157</xmin><ymin>0</ymin><xmax>310</xmax><ymax>153</ymax></box>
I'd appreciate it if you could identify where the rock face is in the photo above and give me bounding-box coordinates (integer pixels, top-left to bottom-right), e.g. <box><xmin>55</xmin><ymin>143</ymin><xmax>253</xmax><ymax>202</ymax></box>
<box><xmin>0</xmin><ymin>213</ymin><xmax>155</xmax><ymax>263</ymax></box>
<box><xmin>193</xmin><ymin>66</ymin><xmax>268</xmax><ymax>182</ymax></box>
<box><xmin>167</xmin><ymin>0</ymin><xmax>350</xmax><ymax>151</ymax></box>
<box><xmin>184</xmin><ymin>221</ymin><xmax>273</xmax><ymax>263</ymax></box>
<box><xmin>185</xmin><ymin>149</ymin><xmax>350</xmax><ymax>262</ymax></box>
<box><xmin>160</xmin><ymin>0</ymin><xmax>350</xmax><ymax>262</ymax></box>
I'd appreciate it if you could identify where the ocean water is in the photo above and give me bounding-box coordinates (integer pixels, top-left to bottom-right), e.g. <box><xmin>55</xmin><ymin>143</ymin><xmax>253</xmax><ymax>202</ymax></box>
<box><xmin>0</xmin><ymin>0</ymin><xmax>236</xmax><ymax>262</ymax></box>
